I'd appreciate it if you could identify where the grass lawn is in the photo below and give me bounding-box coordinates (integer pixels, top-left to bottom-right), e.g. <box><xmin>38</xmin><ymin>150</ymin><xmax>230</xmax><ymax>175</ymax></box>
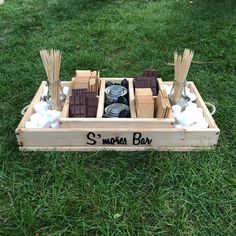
<box><xmin>0</xmin><ymin>0</ymin><xmax>236</xmax><ymax>235</ymax></box>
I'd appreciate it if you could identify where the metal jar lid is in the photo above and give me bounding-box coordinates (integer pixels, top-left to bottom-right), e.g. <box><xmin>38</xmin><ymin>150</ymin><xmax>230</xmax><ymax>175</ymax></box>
<box><xmin>104</xmin><ymin>103</ymin><xmax>130</xmax><ymax>118</ymax></box>
<box><xmin>105</xmin><ymin>85</ymin><xmax>127</xmax><ymax>101</ymax></box>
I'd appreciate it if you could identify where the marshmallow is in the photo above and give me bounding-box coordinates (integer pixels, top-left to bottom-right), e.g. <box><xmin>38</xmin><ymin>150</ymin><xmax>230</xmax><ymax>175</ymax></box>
<box><xmin>44</xmin><ymin>110</ymin><xmax>60</xmax><ymax>123</ymax></box>
<box><xmin>175</xmin><ymin>112</ymin><xmax>183</xmax><ymax>124</ymax></box>
<box><xmin>29</xmin><ymin>112</ymin><xmax>50</xmax><ymax>128</ymax></box>
<box><xmin>188</xmin><ymin>123</ymin><xmax>199</xmax><ymax>129</ymax></box>
<box><xmin>176</xmin><ymin>110</ymin><xmax>198</xmax><ymax>128</ymax></box>
<box><xmin>172</xmin><ymin>104</ymin><xmax>182</xmax><ymax>115</ymax></box>
<box><xmin>174</xmin><ymin>124</ymin><xmax>182</xmax><ymax>128</ymax></box>
<box><xmin>34</xmin><ymin>101</ymin><xmax>48</xmax><ymax>114</ymax></box>
<box><xmin>199</xmin><ymin>121</ymin><xmax>209</xmax><ymax>129</ymax></box>
<box><xmin>186</xmin><ymin>101</ymin><xmax>197</xmax><ymax>109</ymax></box>
<box><xmin>25</xmin><ymin>121</ymin><xmax>38</xmax><ymax>128</ymax></box>
<box><xmin>178</xmin><ymin>114</ymin><xmax>190</xmax><ymax>128</ymax></box>
<box><xmin>27</xmin><ymin>106</ymin><xmax>61</xmax><ymax>129</ymax></box>
<box><xmin>37</xmin><ymin>117</ymin><xmax>51</xmax><ymax>128</ymax></box>
<box><xmin>196</xmin><ymin>107</ymin><xmax>203</xmax><ymax>118</ymax></box>
<box><xmin>174</xmin><ymin>99</ymin><xmax>209</xmax><ymax>129</ymax></box>
<box><xmin>63</xmin><ymin>86</ymin><xmax>70</xmax><ymax>96</ymax></box>
<box><xmin>186</xmin><ymin>92</ymin><xmax>197</xmax><ymax>102</ymax></box>
<box><xmin>50</xmin><ymin>121</ymin><xmax>60</xmax><ymax>128</ymax></box>
<box><xmin>196</xmin><ymin>117</ymin><xmax>208</xmax><ymax>128</ymax></box>
<box><xmin>30</xmin><ymin>113</ymin><xmax>44</xmax><ymax>123</ymax></box>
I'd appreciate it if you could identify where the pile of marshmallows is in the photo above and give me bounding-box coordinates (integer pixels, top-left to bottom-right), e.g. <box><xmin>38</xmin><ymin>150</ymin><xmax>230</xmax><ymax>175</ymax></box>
<box><xmin>25</xmin><ymin>86</ymin><xmax>69</xmax><ymax>128</ymax></box>
<box><xmin>163</xmin><ymin>85</ymin><xmax>209</xmax><ymax>129</ymax></box>
<box><xmin>25</xmin><ymin>101</ymin><xmax>61</xmax><ymax>128</ymax></box>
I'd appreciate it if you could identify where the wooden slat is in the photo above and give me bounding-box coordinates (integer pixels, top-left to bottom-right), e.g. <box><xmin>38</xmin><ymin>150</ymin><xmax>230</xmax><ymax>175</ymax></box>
<box><xmin>96</xmin><ymin>79</ymin><xmax>106</xmax><ymax>118</ymax></box>
<box><xmin>20</xmin><ymin>146</ymin><xmax>215</xmax><ymax>152</ymax></box>
<box><xmin>60</xmin><ymin>118</ymin><xmax>174</xmax><ymax>128</ymax></box>
<box><xmin>18</xmin><ymin>127</ymin><xmax>219</xmax><ymax>148</ymax></box>
<box><xmin>128</xmin><ymin>79</ymin><xmax>136</xmax><ymax>118</ymax></box>
<box><xmin>60</xmin><ymin>87</ymin><xmax>70</xmax><ymax>118</ymax></box>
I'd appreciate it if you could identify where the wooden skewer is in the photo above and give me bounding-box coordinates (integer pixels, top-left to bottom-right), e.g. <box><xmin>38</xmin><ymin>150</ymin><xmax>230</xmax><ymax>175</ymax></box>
<box><xmin>174</xmin><ymin>51</ymin><xmax>178</xmax><ymax>80</ymax></box>
<box><xmin>171</xmin><ymin>48</ymin><xmax>194</xmax><ymax>104</ymax></box>
<box><xmin>40</xmin><ymin>49</ymin><xmax>62</xmax><ymax>110</ymax></box>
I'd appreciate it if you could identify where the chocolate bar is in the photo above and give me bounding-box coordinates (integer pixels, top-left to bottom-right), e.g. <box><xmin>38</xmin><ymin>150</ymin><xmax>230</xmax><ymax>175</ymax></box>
<box><xmin>69</xmin><ymin>89</ymin><xmax>98</xmax><ymax>118</ymax></box>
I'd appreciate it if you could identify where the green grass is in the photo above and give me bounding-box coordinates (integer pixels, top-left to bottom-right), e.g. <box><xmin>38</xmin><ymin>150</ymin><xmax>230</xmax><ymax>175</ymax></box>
<box><xmin>0</xmin><ymin>0</ymin><xmax>236</xmax><ymax>235</ymax></box>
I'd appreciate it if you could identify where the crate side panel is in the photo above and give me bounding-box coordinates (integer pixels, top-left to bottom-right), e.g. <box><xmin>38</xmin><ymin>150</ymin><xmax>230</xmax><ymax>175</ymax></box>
<box><xmin>19</xmin><ymin>128</ymin><xmax>219</xmax><ymax>148</ymax></box>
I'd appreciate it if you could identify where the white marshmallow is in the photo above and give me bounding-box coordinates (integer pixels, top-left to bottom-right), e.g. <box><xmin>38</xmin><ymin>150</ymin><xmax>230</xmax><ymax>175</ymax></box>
<box><xmin>201</xmin><ymin>121</ymin><xmax>209</xmax><ymax>129</ymax></box>
<box><xmin>37</xmin><ymin>116</ymin><xmax>51</xmax><ymax>128</ymax></box>
<box><xmin>196</xmin><ymin>121</ymin><xmax>208</xmax><ymax>129</ymax></box>
<box><xmin>30</xmin><ymin>113</ymin><xmax>44</xmax><ymax>123</ymax></box>
<box><xmin>176</xmin><ymin>112</ymin><xmax>190</xmax><ymax>127</ymax></box>
<box><xmin>186</xmin><ymin>101</ymin><xmax>197</xmax><ymax>109</ymax></box>
<box><xmin>174</xmin><ymin>124</ymin><xmax>182</xmax><ymax>128</ymax></box>
<box><xmin>189</xmin><ymin>123</ymin><xmax>198</xmax><ymax>129</ymax></box>
<box><xmin>175</xmin><ymin>112</ymin><xmax>183</xmax><ymax>124</ymax></box>
<box><xmin>176</xmin><ymin>110</ymin><xmax>198</xmax><ymax>128</ymax></box>
<box><xmin>196</xmin><ymin>107</ymin><xmax>203</xmax><ymax>118</ymax></box>
<box><xmin>29</xmin><ymin>112</ymin><xmax>51</xmax><ymax>128</ymax></box>
<box><xmin>34</xmin><ymin>101</ymin><xmax>48</xmax><ymax>114</ymax></box>
<box><xmin>186</xmin><ymin>92</ymin><xmax>197</xmax><ymax>102</ymax></box>
<box><xmin>172</xmin><ymin>105</ymin><xmax>182</xmax><ymax>115</ymax></box>
<box><xmin>50</xmin><ymin>121</ymin><xmax>60</xmax><ymax>128</ymax></box>
<box><xmin>25</xmin><ymin>121</ymin><xmax>38</xmax><ymax>128</ymax></box>
<box><xmin>44</xmin><ymin>110</ymin><xmax>60</xmax><ymax>123</ymax></box>
<box><xmin>185</xmin><ymin>105</ymin><xmax>196</xmax><ymax>113</ymax></box>
<box><xmin>199</xmin><ymin>117</ymin><xmax>207</xmax><ymax>123</ymax></box>
<box><xmin>63</xmin><ymin>86</ymin><xmax>70</xmax><ymax>96</ymax></box>
<box><xmin>196</xmin><ymin>117</ymin><xmax>209</xmax><ymax>128</ymax></box>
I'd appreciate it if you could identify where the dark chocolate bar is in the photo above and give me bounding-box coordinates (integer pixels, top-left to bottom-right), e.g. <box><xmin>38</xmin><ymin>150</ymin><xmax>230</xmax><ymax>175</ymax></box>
<box><xmin>69</xmin><ymin>89</ymin><xmax>98</xmax><ymax>118</ymax></box>
<box><xmin>143</xmin><ymin>69</ymin><xmax>159</xmax><ymax>78</ymax></box>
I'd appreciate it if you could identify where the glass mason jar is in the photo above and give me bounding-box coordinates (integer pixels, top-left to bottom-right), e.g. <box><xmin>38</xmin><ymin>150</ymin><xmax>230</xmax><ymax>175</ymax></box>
<box><xmin>169</xmin><ymin>79</ymin><xmax>190</xmax><ymax>109</ymax></box>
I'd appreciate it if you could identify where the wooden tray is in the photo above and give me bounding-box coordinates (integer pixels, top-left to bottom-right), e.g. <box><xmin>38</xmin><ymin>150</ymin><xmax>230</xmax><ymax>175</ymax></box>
<box><xmin>15</xmin><ymin>78</ymin><xmax>220</xmax><ymax>151</ymax></box>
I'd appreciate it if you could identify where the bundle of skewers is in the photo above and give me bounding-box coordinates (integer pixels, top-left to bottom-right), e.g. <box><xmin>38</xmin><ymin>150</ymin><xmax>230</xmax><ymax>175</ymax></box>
<box><xmin>24</xmin><ymin>49</ymin><xmax>66</xmax><ymax>128</ymax></box>
<box><xmin>169</xmin><ymin>48</ymin><xmax>194</xmax><ymax>106</ymax></box>
<box><xmin>40</xmin><ymin>49</ymin><xmax>63</xmax><ymax>111</ymax></box>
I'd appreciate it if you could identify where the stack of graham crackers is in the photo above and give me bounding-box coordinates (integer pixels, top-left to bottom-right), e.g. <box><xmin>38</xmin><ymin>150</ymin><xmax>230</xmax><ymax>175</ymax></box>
<box><xmin>72</xmin><ymin>70</ymin><xmax>99</xmax><ymax>93</ymax></box>
<box><xmin>135</xmin><ymin>88</ymin><xmax>154</xmax><ymax>118</ymax></box>
<box><xmin>155</xmin><ymin>78</ymin><xmax>171</xmax><ymax>118</ymax></box>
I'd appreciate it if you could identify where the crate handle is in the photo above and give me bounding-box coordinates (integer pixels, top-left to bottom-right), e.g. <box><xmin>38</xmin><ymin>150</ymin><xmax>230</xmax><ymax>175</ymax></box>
<box><xmin>21</xmin><ymin>104</ymin><xmax>30</xmax><ymax>116</ymax></box>
<box><xmin>205</xmin><ymin>102</ymin><xmax>216</xmax><ymax>115</ymax></box>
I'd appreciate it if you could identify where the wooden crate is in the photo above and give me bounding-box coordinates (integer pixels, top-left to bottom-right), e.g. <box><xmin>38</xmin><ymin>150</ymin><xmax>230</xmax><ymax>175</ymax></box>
<box><xmin>15</xmin><ymin>79</ymin><xmax>220</xmax><ymax>151</ymax></box>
